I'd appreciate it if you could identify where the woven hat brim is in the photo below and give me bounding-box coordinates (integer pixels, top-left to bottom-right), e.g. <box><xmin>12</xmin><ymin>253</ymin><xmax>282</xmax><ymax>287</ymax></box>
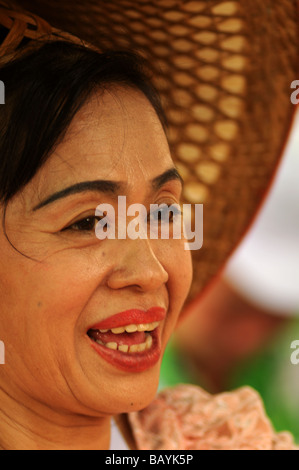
<box><xmin>1</xmin><ymin>0</ymin><xmax>299</xmax><ymax>310</ymax></box>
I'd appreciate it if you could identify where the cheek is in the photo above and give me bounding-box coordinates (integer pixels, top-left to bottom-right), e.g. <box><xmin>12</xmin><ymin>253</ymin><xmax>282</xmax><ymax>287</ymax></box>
<box><xmin>172</xmin><ymin>240</ymin><xmax>193</xmax><ymax>288</ymax></box>
<box><xmin>0</xmin><ymin>249</ymin><xmax>108</xmax><ymax>397</ymax></box>
<box><xmin>31</xmin><ymin>251</ymin><xmax>107</xmax><ymax>323</ymax></box>
<box><xmin>161</xmin><ymin>239</ymin><xmax>193</xmax><ymax>314</ymax></box>
<box><xmin>0</xmin><ymin>247</ymin><xmax>107</xmax><ymax>348</ymax></box>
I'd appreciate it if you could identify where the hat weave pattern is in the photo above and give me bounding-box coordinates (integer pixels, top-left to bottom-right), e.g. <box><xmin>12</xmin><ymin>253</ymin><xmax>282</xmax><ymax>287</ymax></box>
<box><xmin>1</xmin><ymin>0</ymin><xmax>298</xmax><ymax>305</ymax></box>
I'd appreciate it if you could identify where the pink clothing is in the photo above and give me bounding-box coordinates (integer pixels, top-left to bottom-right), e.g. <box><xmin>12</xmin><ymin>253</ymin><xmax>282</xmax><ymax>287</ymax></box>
<box><xmin>128</xmin><ymin>384</ymin><xmax>298</xmax><ymax>450</ymax></box>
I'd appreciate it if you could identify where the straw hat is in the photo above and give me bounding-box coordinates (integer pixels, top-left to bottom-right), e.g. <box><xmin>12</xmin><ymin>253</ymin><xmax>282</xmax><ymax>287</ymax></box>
<box><xmin>0</xmin><ymin>0</ymin><xmax>298</xmax><ymax>310</ymax></box>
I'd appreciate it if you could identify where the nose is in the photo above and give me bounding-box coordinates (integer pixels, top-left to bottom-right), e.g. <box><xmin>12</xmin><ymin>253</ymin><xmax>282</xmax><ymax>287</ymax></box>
<box><xmin>106</xmin><ymin>238</ymin><xmax>169</xmax><ymax>292</ymax></box>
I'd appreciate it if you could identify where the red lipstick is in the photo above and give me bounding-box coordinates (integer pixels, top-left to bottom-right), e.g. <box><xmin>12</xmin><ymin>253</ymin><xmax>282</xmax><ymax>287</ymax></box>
<box><xmin>89</xmin><ymin>306</ymin><xmax>166</xmax><ymax>330</ymax></box>
<box><xmin>87</xmin><ymin>306</ymin><xmax>166</xmax><ymax>373</ymax></box>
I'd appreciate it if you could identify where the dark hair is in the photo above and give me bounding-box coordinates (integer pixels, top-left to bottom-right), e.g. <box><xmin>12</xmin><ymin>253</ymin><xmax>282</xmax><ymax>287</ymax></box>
<box><xmin>0</xmin><ymin>40</ymin><xmax>167</xmax><ymax>204</ymax></box>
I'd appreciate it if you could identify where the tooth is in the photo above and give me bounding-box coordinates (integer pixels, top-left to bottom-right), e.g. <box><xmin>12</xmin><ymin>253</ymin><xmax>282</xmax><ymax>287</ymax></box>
<box><xmin>96</xmin><ymin>339</ymin><xmax>104</xmax><ymax>345</ymax></box>
<box><xmin>106</xmin><ymin>342</ymin><xmax>117</xmax><ymax>350</ymax></box>
<box><xmin>146</xmin><ymin>322</ymin><xmax>159</xmax><ymax>331</ymax></box>
<box><xmin>136</xmin><ymin>322</ymin><xmax>160</xmax><ymax>332</ymax></box>
<box><xmin>99</xmin><ymin>329</ymin><xmax>109</xmax><ymax>333</ymax></box>
<box><xmin>129</xmin><ymin>344</ymin><xmax>139</xmax><ymax>353</ymax></box>
<box><xmin>111</xmin><ymin>327</ymin><xmax>125</xmax><ymax>334</ymax></box>
<box><xmin>125</xmin><ymin>324</ymin><xmax>138</xmax><ymax>333</ymax></box>
<box><xmin>146</xmin><ymin>334</ymin><xmax>153</xmax><ymax>348</ymax></box>
<box><xmin>138</xmin><ymin>342</ymin><xmax>146</xmax><ymax>352</ymax></box>
<box><xmin>118</xmin><ymin>344</ymin><xmax>129</xmax><ymax>353</ymax></box>
<box><xmin>136</xmin><ymin>324</ymin><xmax>148</xmax><ymax>332</ymax></box>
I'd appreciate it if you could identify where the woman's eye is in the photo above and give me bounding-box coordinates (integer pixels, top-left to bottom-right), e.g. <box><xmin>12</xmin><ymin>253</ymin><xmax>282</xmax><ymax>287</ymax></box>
<box><xmin>148</xmin><ymin>204</ymin><xmax>181</xmax><ymax>224</ymax></box>
<box><xmin>62</xmin><ymin>204</ymin><xmax>181</xmax><ymax>234</ymax></box>
<box><xmin>63</xmin><ymin>216</ymin><xmax>107</xmax><ymax>233</ymax></box>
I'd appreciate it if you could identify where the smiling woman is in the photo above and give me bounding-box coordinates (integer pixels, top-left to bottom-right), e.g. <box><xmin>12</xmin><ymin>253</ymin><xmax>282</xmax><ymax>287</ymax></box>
<box><xmin>0</xmin><ymin>1</ymin><xmax>298</xmax><ymax>451</ymax></box>
<box><xmin>0</xmin><ymin>29</ymin><xmax>193</xmax><ymax>450</ymax></box>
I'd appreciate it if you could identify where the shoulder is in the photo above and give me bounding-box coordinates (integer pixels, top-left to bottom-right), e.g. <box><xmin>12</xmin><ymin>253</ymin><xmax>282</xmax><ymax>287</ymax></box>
<box><xmin>128</xmin><ymin>384</ymin><xmax>298</xmax><ymax>450</ymax></box>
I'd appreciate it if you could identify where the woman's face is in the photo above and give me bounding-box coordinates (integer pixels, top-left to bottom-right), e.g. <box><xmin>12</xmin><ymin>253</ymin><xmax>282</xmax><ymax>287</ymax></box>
<box><xmin>0</xmin><ymin>87</ymin><xmax>192</xmax><ymax>417</ymax></box>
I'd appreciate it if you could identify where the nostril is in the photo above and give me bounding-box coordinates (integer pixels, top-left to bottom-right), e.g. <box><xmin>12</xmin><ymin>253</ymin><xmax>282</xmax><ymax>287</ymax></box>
<box><xmin>106</xmin><ymin>251</ymin><xmax>168</xmax><ymax>292</ymax></box>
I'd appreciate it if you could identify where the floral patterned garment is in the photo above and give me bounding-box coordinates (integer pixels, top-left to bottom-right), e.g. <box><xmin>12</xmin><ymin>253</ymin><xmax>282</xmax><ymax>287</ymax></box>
<box><xmin>128</xmin><ymin>385</ymin><xmax>298</xmax><ymax>450</ymax></box>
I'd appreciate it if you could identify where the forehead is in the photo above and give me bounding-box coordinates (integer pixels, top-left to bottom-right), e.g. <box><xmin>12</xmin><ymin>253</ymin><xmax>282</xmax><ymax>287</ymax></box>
<box><xmin>36</xmin><ymin>86</ymin><xmax>172</xmax><ymax>193</ymax></box>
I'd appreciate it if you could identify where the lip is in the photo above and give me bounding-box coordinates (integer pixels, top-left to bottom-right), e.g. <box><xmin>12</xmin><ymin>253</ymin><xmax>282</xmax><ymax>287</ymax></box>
<box><xmin>87</xmin><ymin>306</ymin><xmax>166</xmax><ymax>373</ymax></box>
<box><xmin>88</xmin><ymin>328</ymin><xmax>161</xmax><ymax>373</ymax></box>
<box><xmin>88</xmin><ymin>306</ymin><xmax>166</xmax><ymax>330</ymax></box>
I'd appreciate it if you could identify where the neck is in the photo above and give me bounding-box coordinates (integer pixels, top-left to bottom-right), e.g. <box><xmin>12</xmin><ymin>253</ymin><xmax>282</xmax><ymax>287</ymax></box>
<box><xmin>0</xmin><ymin>386</ymin><xmax>112</xmax><ymax>450</ymax></box>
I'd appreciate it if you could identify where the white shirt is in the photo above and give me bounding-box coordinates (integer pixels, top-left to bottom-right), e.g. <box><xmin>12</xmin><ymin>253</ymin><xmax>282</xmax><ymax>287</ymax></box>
<box><xmin>110</xmin><ymin>419</ymin><xmax>130</xmax><ymax>450</ymax></box>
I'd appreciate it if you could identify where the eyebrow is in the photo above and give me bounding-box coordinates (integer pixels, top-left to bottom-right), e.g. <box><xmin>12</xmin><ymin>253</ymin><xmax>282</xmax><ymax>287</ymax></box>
<box><xmin>32</xmin><ymin>167</ymin><xmax>183</xmax><ymax>211</ymax></box>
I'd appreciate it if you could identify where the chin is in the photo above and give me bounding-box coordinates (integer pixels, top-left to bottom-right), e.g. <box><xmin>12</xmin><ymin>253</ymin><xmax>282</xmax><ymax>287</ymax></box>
<box><xmin>74</xmin><ymin>337</ymin><xmax>164</xmax><ymax>416</ymax></box>
<box><xmin>117</xmin><ymin>369</ymin><xmax>161</xmax><ymax>414</ymax></box>
<box><xmin>106</xmin><ymin>366</ymin><xmax>162</xmax><ymax>415</ymax></box>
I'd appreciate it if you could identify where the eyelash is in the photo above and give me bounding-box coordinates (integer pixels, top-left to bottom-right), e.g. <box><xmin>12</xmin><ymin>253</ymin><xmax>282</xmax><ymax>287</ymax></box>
<box><xmin>62</xmin><ymin>216</ymin><xmax>103</xmax><ymax>233</ymax></box>
<box><xmin>63</xmin><ymin>205</ymin><xmax>182</xmax><ymax>233</ymax></box>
